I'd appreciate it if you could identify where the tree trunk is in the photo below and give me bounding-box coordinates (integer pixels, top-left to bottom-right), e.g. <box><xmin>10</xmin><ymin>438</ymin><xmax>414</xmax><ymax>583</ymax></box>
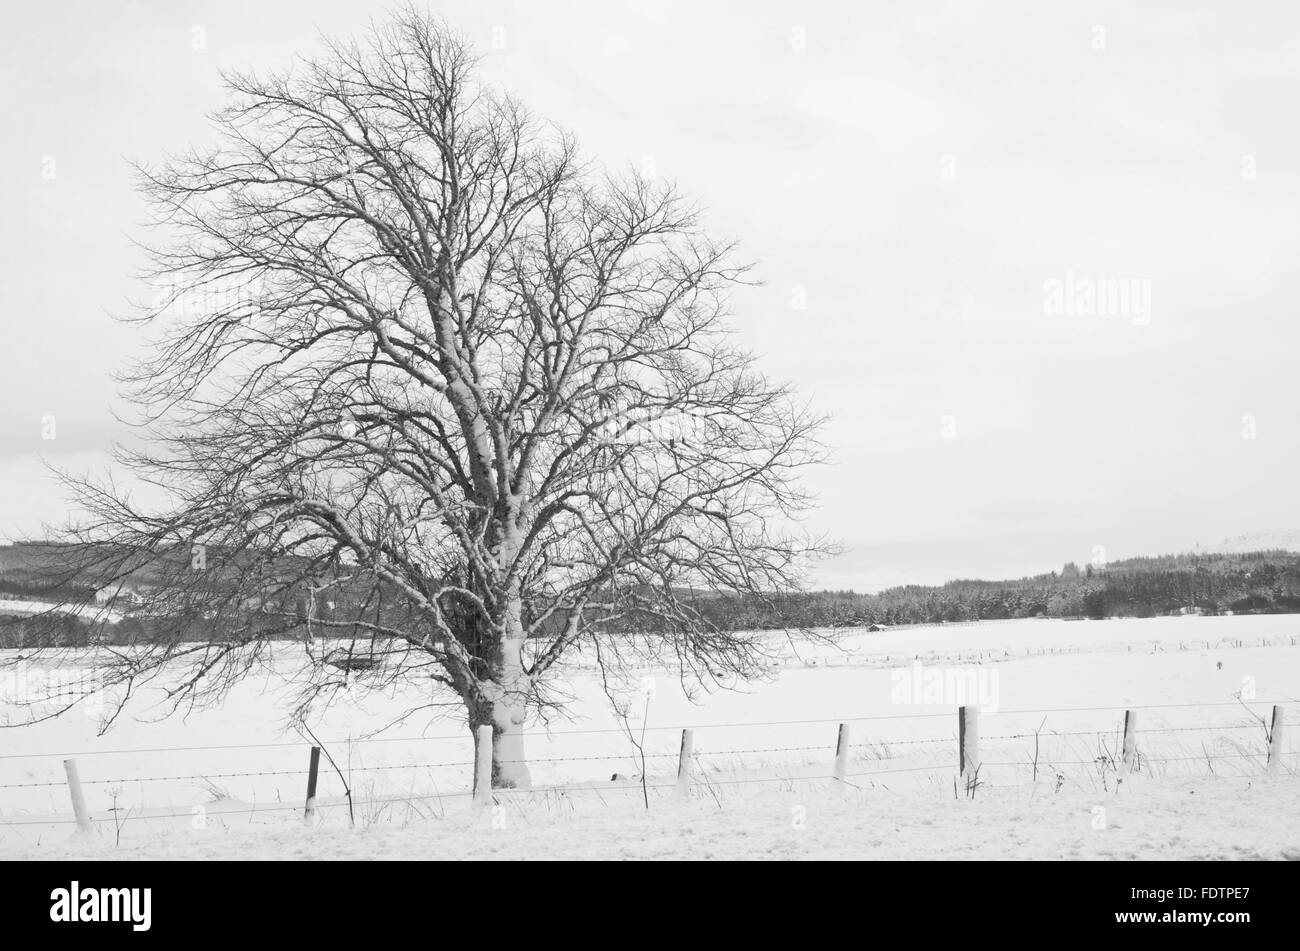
<box><xmin>468</xmin><ymin>596</ymin><xmax>532</xmax><ymax>791</ymax></box>
<box><xmin>470</xmin><ymin>695</ymin><xmax>532</xmax><ymax>791</ymax></box>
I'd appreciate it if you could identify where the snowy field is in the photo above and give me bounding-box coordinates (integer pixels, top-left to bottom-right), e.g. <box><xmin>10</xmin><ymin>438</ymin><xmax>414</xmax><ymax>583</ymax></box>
<box><xmin>9</xmin><ymin>777</ymin><xmax>1297</xmax><ymax>861</ymax></box>
<box><xmin>2</xmin><ymin>614</ymin><xmax>1298</xmax><ymax>859</ymax></box>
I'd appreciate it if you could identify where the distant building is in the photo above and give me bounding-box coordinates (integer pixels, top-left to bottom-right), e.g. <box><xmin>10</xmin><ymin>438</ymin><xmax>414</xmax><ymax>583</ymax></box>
<box><xmin>93</xmin><ymin>579</ymin><xmax>152</xmax><ymax>607</ymax></box>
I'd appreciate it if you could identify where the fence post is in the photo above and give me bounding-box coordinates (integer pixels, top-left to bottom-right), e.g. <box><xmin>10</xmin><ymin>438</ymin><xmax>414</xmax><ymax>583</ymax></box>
<box><xmin>303</xmin><ymin>746</ymin><xmax>321</xmax><ymax>824</ymax></box>
<box><xmin>63</xmin><ymin>758</ymin><xmax>91</xmax><ymax>833</ymax></box>
<box><xmin>834</xmin><ymin>723</ymin><xmax>850</xmax><ymax>783</ymax></box>
<box><xmin>676</xmin><ymin>729</ymin><xmax>694</xmax><ymax>797</ymax></box>
<box><xmin>474</xmin><ymin>724</ymin><xmax>494</xmax><ymax>806</ymax></box>
<box><xmin>1267</xmin><ymin>705</ymin><xmax>1286</xmax><ymax>776</ymax></box>
<box><xmin>1122</xmin><ymin>710</ymin><xmax>1139</xmax><ymax>772</ymax></box>
<box><xmin>958</xmin><ymin>706</ymin><xmax>980</xmax><ymax>781</ymax></box>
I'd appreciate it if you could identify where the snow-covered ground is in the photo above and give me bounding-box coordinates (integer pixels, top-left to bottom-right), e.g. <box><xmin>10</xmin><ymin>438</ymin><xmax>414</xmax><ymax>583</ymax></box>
<box><xmin>0</xmin><ymin>598</ymin><xmax>123</xmax><ymax>622</ymax></box>
<box><xmin>1</xmin><ymin>614</ymin><xmax>1298</xmax><ymax>858</ymax></box>
<box><xmin>6</xmin><ymin>777</ymin><xmax>1298</xmax><ymax>861</ymax></box>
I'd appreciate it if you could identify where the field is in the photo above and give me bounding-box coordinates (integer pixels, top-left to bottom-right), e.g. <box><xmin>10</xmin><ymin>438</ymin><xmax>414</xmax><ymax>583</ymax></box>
<box><xmin>1</xmin><ymin>614</ymin><xmax>1298</xmax><ymax>859</ymax></box>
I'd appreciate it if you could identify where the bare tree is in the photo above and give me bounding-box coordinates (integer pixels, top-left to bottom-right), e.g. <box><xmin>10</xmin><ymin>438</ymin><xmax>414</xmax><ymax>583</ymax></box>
<box><xmin>33</xmin><ymin>10</ymin><xmax>830</xmax><ymax>792</ymax></box>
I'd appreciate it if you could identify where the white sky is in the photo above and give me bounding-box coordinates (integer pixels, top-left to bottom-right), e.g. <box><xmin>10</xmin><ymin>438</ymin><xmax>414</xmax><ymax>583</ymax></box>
<box><xmin>2</xmin><ymin>1</ymin><xmax>1298</xmax><ymax>589</ymax></box>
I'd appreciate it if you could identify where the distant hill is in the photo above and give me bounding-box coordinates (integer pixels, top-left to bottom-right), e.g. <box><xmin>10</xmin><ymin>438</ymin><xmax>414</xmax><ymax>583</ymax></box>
<box><xmin>7</xmin><ymin>538</ymin><xmax>1300</xmax><ymax>640</ymax></box>
<box><xmin>0</xmin><ymin>542</ymin><xmax>104</xmax><ymax>600</ymax></box>
<box><xmin>675</xmin><ymin>548</ymin><xmax>1300</xmax><ymax>632</ymax></box>
<box><xmin>1192</xmin><ymin>531</ymin><xmax>1300</xmax><ymax>555</ymax></box>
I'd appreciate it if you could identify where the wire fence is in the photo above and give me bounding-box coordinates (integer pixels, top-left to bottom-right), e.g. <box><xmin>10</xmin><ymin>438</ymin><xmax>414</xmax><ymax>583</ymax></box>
<box><xmin>1</xmin><ymin>697</ymin><xmax>1296</xmax><ymax>837</ymax></box>
<box><xmin>1</xmin><ymin>697</ymin><xmax>1290</xmax><ymax>762</ymax></box>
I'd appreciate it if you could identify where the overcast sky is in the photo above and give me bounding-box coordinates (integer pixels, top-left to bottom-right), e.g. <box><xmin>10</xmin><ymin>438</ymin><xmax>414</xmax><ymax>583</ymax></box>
<box><xmin>2</xmin><ymin>1</ymin><xmax>1298</xmax><ymax>589</ymax></box>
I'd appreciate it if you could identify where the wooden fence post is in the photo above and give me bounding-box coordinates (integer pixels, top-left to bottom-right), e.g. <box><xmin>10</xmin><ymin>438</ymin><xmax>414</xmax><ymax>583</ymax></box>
<box><xmin>676</xmin><ymin>729</ymin><xmax>694</xmax><ymax>797</ymax></box>
<box><xmin>1267</xmin><ymin>705</ymin><xmax>1286</xmax><ymax>776</ymax></box>
<box><xmin>958</xmin><ymin>706</ymin><xmax>980</xmax><ymax>781</ymax></box>
<box><xmin>834</xmin><ymin>723</ymin><xmax>850</xmax><ymax>783</ymax></box>
<box><xmin>303</xmin><ymin>746</ymin><xmax>321</xmax><ymax>824</ymax></box>
<box><xmin>474</xmin><ymin>724</ymin><xmax>494</xmax><ymax>806</ymax></box>
<box><xmin>1122</xmin><ymin>710</ymin><xmax>1139</xmax><ymax>772</ymax></box>
<box><xmin>63</xmin><ymin>758</ymin><xmax>91</xmax><ymax>833</ymax></box>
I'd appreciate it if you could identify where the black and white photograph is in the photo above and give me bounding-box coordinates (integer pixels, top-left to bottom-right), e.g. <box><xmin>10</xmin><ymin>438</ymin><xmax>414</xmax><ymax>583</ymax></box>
<box><xmin>0</xmin><ymin>0</ymin><xmax>1296</xmax><ymax>909</ymax></box>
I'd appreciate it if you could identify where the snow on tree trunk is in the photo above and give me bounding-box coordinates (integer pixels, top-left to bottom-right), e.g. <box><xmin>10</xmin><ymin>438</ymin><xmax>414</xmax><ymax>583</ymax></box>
<box><xmin>471</xmin><ymin>697</ymin><xmax>531</xmax><ymax>790</ymax></box>
<box><xmin>490</xmin><ymin>700</ymin><xmax>531</xmax><ymax>789</ymax></box>
<box><xmin>470</xmin><ymin>591</ymin><xmax>532</xmax><ymax>789</ymax></box>
<box><xmin>493</xmin><ymin>595</ymin><xmax>532</xmax><ymax>788</ymax></box>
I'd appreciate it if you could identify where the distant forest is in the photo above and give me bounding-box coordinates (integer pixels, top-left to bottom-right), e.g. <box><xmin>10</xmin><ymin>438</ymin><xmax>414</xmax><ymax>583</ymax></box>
<box><xmin>678</xmin><ymin>550</ymin><xmax>1300</xmax><ymax>632</ymax></box>
<box><xmin>4</xmin><ymin>548</ymin><xmax>1300</xmax><ymax>648</ymax></box>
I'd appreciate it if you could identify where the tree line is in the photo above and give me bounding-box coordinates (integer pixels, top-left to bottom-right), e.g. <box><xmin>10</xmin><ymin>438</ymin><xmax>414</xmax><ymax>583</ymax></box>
<box><xmin>659</xmin><ymin>550</ymin><xmax>1300</xmax><ymax>631</ymax></box>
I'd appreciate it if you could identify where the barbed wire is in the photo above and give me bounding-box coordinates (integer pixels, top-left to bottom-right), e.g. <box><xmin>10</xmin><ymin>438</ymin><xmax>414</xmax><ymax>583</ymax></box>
<box><xmin>0</xmin><ymin>733</ymin><xmax>471</xmax><ymax>762</ymax></box>
<box><xmin>691</xmin><ymin>744</ymin><xmax>836</xmax><ymax>757</ymax></box>
<box><xmin>3</xmin><ymin>697</ymin><xmax>1294</xmax><ymax>763</ymax></box>
<box><xmin>982</xmin><ymin>751</ymin><xmax>1298</xmax><ymax>768</ymax></box>
<box><xmin>8</xmin><ymin>738</ymin><xmax>1287</xmax><ymax>792</ymax></box>
<box><xmin>0</xmin><ymin>750</ymin><xmax>696</xmax><ymax>789</ymax></box>
<box><xmin>980</xmin><ymin>722</ymin><xmax>1273</xmax><ymax>741</ymax></box>
<box><xmin>989</xmin><ymin>699</ymin><xmax>1291</xmax><ymax>715</ymax></box>
<box><xmin>2</xmin><ymin>698</ymin><xmax>1294</xmax><ymax>801</ymax></box>
<box><xmin>4</xmin><ymin>747</ymin><xmax>1296</xmax><ymax>829</ymax></box>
